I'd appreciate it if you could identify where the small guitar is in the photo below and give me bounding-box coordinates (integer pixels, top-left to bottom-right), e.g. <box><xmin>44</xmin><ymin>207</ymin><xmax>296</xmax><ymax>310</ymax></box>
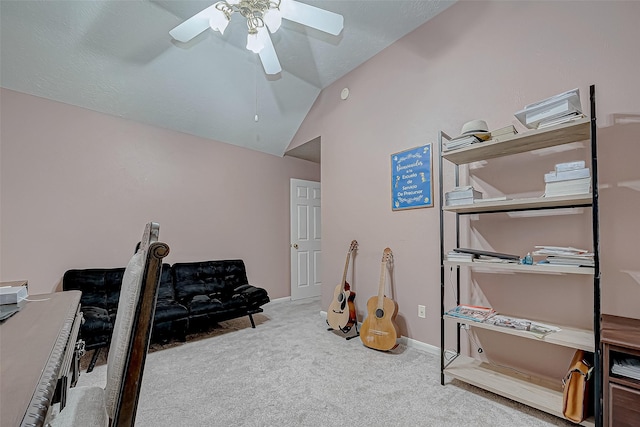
<box><xmin>360</xmin><ymin>248</ymin><xmax>399</xmax><ymax>351</ymax></box>
<box><xmin>327</xmin><ymin>240</ymin><xmax>358</xmax><ymax>333</ymax></box>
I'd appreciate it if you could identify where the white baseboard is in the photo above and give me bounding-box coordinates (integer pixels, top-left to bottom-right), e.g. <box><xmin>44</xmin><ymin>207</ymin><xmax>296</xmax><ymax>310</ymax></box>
<box><xmin>320</xmin><ymin>310</ymin><xmax>439</xmax><ymax>356</ymax></box>
<box><xmin>265</xmin><ymin>296</ymin><xmax>291</xmax><ymax>306</ymax></box>
<box><xmin>398</xmin><ymin>336</ymin><xmax>440</xmax><ymax>356</ymax></box>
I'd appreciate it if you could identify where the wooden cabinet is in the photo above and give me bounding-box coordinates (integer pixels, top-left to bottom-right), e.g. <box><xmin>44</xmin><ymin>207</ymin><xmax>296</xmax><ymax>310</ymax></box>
<box><xmin>438</xmin><ymin>85</ymin><xmax>601</xmax><ymax>426</ymax></box>
<box><xmin>602</xmin><ymin>314</ymin><xmax>640</xmax><ymax>427</ymax></box>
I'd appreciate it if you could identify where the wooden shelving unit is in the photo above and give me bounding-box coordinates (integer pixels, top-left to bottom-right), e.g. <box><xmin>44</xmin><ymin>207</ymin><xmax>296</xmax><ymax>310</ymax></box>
<box><xmin>438</xmin><ymin>86</ymin><xmax>601</xmax><ymax>426</ymax></box>
<box><xmin>444</xmin><ymin>355</ymin><xmax>595</xmax><ymax>427</ymax></box>
<box><xmin>442</xmin><ymin>193</ymin><xmax>592</xmax><ymax>214</ymax></box>
<box><xmin>443</xmin><ymin>315</ymin><xmax>594</xmax><ymax>351</ymax></box>
<box><xmin>442</xmin><ymin>117</ymin><xmax>590</xmax><ymax>165</ymax></box>
<box><xmin>443</xmin><ymin>259</ymin><xmax>594</xmax><ymax>275</ymax></box>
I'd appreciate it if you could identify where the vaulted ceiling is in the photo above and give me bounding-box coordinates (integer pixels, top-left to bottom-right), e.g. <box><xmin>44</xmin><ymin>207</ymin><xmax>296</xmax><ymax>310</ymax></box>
<box><xmin>0</xmin><ymin>1</ymin><xmax>454</xmax><ymax>158</ymax></box>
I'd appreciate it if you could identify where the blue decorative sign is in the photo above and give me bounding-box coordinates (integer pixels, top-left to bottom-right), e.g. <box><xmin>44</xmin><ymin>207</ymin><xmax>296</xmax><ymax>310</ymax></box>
<box><xmin>391</xmin><ymin>144</ymin><xmax>433</xmax><ymax>211</ymax></box>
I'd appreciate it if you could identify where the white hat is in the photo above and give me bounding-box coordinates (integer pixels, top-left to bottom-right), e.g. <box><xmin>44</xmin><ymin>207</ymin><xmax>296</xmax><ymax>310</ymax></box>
<box><xmin>453</xmin><ymin>119</ymin><xmax>491</xmax><ymax>141</ymax></box>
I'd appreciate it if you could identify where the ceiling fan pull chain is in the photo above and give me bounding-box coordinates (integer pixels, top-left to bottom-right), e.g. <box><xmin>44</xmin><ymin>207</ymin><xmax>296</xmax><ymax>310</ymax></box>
<box><xmin>254</xmin><ymin>57</ymin><xmax>259</xmax><ymax>122</ymax></box>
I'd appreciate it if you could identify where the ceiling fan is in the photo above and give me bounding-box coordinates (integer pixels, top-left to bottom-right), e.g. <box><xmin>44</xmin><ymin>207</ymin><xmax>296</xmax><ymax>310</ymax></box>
<box><xmin>169</xmin><ymin>0</ymin><xmax>344</xmax><ymax>75</ymax></box>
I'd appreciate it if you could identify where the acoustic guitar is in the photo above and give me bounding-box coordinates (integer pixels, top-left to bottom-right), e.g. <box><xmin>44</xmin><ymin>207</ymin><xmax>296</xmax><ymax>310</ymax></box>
<box><xmin>360</xmin><ymin>248</ymin><xmax>399</xmax><ymax>351</ymax></box>
<box><xmin>326</xmin><ymin>240</ymin><xmax>358</xmax><ymax>333</ymax></box>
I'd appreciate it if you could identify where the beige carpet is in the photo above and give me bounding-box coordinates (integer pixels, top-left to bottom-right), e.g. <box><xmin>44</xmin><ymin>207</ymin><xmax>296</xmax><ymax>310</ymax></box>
<box><xmin>79</xmin><ymin>314</ymin><xmax>268</xmax><ymax>371</ymax></box>
<box><xmin>76</xmin><ymin>298</ymin><xmax>576</xmax><ymax>426</ymax></box>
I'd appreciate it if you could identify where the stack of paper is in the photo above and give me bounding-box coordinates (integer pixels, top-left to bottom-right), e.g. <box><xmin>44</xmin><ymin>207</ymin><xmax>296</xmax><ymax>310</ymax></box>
<box><xmin>443</xmin><ymin>135</ymin><xmax>481</xmax><ymax>151</ymax></box>
<box><xmin>490</xmin><ymin>125</ymin><xmax>518</xmax><ymax>141</ymax></box>
<box><xmin>537</xmin><ymin>113</ymin><xmax>586</xmax><ymax>129</ymax></box>
<box><xmin>612</xmin><ymin>357</ymin><xmax>640</xmax><ymax>381</ymax></box>
<box><xmin>446</xmin><ymin>250</ymin><xmax>475</xmax><ymax>262</ymax></box>
<box><xmin>445</xmin><ymin>186</ymin><xmax>483</xmax><ymax>206</ymax></box>
<box><xmin>532</xmin><ymin>246</ymin><xmax>595</xmax><ymax>267</ymax></box>
<box><xmin>544</xmin><ymin>161</ymin><xmax>591</xmax><ymax>197</ymax></box>
<box><xmin>514</xmin><ymin>88</ymin><xmax>583</xmax><ymax>129</ymax></box>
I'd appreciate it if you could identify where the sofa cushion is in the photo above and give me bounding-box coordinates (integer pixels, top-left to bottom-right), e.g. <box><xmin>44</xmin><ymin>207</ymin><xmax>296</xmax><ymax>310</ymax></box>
<box><xmin>104</xmin><ymin>268</ymin><xmax>125</xmax><ymax>320</ymax></box>
<box><xmin>172</xmin><ymin>262</ymin><xmax>211</xmax><ymax>303</ymax></box>
<box><xmin>79</xmin><ymin>306</ymin><xmax>112</xmax><ymax>348</ymax></box>
<box><xmin>63</xmin><ymin>269</ymin><xmax>108</xmax><ymax>309</ymax></box>
<box><xmin>154</xmin><ymin>265</ymin><xmax>189</xmax><ymax>323</ymax></box>
<box><xmin>154</xmin><ymin>300</ymin><xmax>189</xmax><ymax>323</ymax></box>
<box><xmin>156</xmin><ymin>263</ymin><xmax>175</xmax><ymax>302</ymax></box>
<box><xmin>187</xmin><ymin>295</ymin><xmax>225</xmax><ymax>316</ymax></box>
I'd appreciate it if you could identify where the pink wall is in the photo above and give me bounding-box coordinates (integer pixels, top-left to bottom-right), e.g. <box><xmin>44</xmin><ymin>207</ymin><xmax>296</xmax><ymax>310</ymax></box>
<box><xmin>290</xmin><ymin>0</ymin><xmax>640</xmax><ymax>377</ymax></box>
<box><xmin>0</xmin><ymin>89</ymin><xmax>320</xmax><ymax>298</ymax></box>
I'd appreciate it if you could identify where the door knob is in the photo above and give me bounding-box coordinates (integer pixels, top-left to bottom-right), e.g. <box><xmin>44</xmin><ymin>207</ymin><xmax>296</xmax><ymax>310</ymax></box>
<box><xmin>292</xmin><ymin>243</ymin><xmax>299</xmax><ymax>249</ymax></box>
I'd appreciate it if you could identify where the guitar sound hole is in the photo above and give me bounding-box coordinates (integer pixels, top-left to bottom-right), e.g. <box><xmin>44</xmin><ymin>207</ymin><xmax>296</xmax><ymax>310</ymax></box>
<box><xmin>337</xmin><ymin>293</ymin><xmax>344</xmax><ymax>303</ymax></box>
<box><xmin>375</xmin><ymin>308</ymin><xmax>384</xmax><ymax>318</ymax></box>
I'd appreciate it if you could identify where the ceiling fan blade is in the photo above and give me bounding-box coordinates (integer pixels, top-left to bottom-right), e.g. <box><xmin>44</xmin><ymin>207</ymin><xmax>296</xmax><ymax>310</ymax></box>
<box><xmin>258</xmin><ymin>30</ymin><xmax>282</xmax><ymax>75</ymax></box>
<box><xmin>169</xmin><ymin>5</ymin><xmax>218</xmax><ymax>43</ymax></box>
<box><xmin>280</xmin><ymin>0</ymin><xmax>344</xmax><ymax>36</ymax></box>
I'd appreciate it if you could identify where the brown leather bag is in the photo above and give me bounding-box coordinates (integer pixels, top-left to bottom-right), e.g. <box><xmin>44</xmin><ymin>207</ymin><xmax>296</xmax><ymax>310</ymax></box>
<box><xmin>562</xmin><ymin>350</ymin><xmax>594</xmax><ymax>423</ymax></box>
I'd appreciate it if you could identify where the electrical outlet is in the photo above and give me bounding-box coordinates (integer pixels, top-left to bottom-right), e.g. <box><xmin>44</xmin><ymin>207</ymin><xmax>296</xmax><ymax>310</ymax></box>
<box><xmin>418</xmin><ymin>305</ymin><xmax>426</xmax><ymax>318</ymax></box>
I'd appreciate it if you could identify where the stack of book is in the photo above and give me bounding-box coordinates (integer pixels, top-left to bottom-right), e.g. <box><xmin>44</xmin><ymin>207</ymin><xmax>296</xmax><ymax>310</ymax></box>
<box><xmin>544</xmin><ymin>161</ymin><xmax>591</xmax><ymax>197</ymax></box>
<box><xmin>445</xmin><ymin>186</ymin><xmax>482</xmax><ymax>206</ymax></box>
<box><xmin>537</xmin><ymin>112</ymin><xmax>586</xmax><ymax>129</ymax></box>
<box><xmin>490</xmin><ymin>124</ymin><xmax>518</xmax><ymax>141</ymax></box>
<box><xmin>453</xmin><ymin>248</ymin><xmax>521</xmax><ymax>263</ymax></box>
<box><xmin>446</xmin><ymin>250</ymin><xmax>474</xmax><ymax>262</ymax></box>
<box><xmin>532</xmin><ymin>245</ymin><xmax>595</xmax><ymax>267</ymax></box>
<box><xmin>612</xmin><ymin>356</ymin><xmax>640</xmax><ymax>381</ymax></box>
<box><xmin>445</xmin><ymin>304</ymin><xmax>496</xmax><ymax>322</ymax></box>
<box><xmin>443</xmin><ymin>135</ymin><xmax>481</xmax><ymax>152</ymax></box>
<box><xmin>514</xmin><ymin>88</ymin><xmax>583</xmax><ymax>129</ymax></box>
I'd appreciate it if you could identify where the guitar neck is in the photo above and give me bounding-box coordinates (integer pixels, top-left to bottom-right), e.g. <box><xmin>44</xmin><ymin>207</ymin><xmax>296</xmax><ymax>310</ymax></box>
<box><xmin>376</xmin><ymin>259</ymin><xmax>386</xmax><ymax>310</ymax></box>
<box><xmin>340</xmin><ymin>251</ymin><xmax>351</xmax><ymax>291</ymax></box>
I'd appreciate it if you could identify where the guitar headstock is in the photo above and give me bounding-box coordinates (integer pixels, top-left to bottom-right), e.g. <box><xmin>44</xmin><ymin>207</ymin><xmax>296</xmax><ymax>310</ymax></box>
<box><xmin>382</xmin><ymin>247</ymin><xmax>392</xmax><ymax>263</ymax></box>
<box><xmin>349</xmin><ymin>240</ymin><xmax>358</xmax><ymax>253</ymax></box>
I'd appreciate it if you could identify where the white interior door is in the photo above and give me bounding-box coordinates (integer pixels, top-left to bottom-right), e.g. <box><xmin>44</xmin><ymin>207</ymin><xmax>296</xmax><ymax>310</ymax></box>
<box><xmin>290</xmin><ymin>179</ymin><xmax>321</xmax><ymax>300</ymax></box>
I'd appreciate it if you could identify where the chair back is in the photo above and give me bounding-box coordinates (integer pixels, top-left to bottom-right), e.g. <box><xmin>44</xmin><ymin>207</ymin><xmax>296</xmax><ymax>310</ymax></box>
<box><xmin>104</xmin><ymin>222</ymin><xmax>169</xmax><ymax>426</ymax></box>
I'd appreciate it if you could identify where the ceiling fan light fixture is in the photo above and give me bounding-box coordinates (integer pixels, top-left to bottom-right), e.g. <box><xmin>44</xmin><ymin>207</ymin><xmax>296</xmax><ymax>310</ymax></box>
<box><xmin>263</xmin><ymin>8</ymin><xmax>282</xmax><ymax>33</ymax></box>
<box><xmin>169</xmin><ymin>0</ymin><xmax>343</xmax><ymax>75</ymax></box>
<box><xmin>246</xmin><ymin>30</ymin><xmax>264</xmax><ymax>53</ymax></box>
<box><xmin>209</xmin><ymin>12</ymin><xmax>229</xmax><ymax>34</ymax></box>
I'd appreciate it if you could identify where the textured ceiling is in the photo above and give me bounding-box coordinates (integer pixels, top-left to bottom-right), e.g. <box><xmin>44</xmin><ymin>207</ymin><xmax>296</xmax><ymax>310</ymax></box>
<box><xmin>0</xmin><ymin>0</ymin><xmax>454</xmax><ymax>157</ymax></box>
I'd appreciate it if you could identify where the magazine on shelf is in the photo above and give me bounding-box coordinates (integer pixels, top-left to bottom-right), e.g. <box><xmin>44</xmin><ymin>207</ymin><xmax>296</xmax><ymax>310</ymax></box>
<box><xmin>484</xmin><ymin>315</ymin><xmax>561</xmax><ymax>338</ymax></box>
<box><xmin>445</xmin><ymin>304</ymin><xmax>496</xmax><ymax>322</ymax></box>
<box><xmin>453</xmin><ymin>248</ymin><xmax>521</xmax><ymax>261</ymax></box>
<box><xmin>533</xmin><ymin>246</ymin><xmax>593</xmax><ymax>257</ymax></box>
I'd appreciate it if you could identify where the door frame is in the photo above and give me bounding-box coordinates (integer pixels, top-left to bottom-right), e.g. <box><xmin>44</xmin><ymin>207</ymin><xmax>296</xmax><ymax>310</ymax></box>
<box><xmin>290</xmin><ymin>178</ymin><xmax>322</xmax><ymax>300</ymax></box>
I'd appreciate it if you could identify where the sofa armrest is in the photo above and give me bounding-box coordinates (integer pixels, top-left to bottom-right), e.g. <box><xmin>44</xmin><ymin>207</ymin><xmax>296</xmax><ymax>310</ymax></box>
<box><xmin>234</xmin><ymin>284</ymin><xmax>270</xmax><ymax>308</ymax></box>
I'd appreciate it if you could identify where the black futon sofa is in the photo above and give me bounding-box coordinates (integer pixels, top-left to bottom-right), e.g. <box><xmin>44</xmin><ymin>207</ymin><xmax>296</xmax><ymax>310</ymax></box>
<box><xmin>63</xmin><ymin>259</ymin><xmax>269</xmax><ymax>371</ymax></box>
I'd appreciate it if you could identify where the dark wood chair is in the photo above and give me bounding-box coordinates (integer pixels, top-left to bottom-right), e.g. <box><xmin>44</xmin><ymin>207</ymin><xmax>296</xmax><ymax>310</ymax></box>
<box><xmin>51</xmin><ymin>222</ymin><xmax>169</xmax><ymax>427</ymax></box>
